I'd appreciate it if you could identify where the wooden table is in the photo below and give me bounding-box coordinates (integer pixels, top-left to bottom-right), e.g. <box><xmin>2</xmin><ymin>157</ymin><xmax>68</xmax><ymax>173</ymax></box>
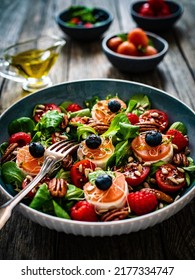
<box><xmin>0</xmin><ymin>0</ymin><xmax>195</xmax><ymax>260</ymax></box>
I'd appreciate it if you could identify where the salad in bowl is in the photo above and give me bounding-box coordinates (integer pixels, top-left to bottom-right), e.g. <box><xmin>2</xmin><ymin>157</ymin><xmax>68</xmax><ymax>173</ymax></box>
<box><xmin>0</xmin><ymin>79</ymin><xmax>194</xmax><ymax>235</ymax></box>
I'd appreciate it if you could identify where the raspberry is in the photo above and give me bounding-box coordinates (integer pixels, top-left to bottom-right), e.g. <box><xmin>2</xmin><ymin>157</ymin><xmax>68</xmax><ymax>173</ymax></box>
<box><xmin>66</xmin><ymin>103</ymin><xmax>82</xmax><ymax>112</ymax></box>
<box><xmin>9</xmin><ymin>132</ymin><xmax>31</xmax><ymax>147</ymax></box>
<box><xmin>166</xmin><ymin>129</ymin><xmax>188</xmax><ymax>151</ymax></box>
<box><xmin>127</xmin><ymin>113</ymin><xmax>139</xmax><ymax>125</ymax></box>
<box><xmin>127</xmin><ymin>190</ymin><xmax>158</xmax><ymax>215</ymax></box>
<box><xmin>70</xmin><ymin>201</ymin><xmax>98</xmax><ymax>222</ymax></box>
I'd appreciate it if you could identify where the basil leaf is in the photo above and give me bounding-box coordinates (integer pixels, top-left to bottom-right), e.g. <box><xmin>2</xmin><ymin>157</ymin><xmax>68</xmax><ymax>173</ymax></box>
<box><xmin>8</xmin><ymin>117</ymin><xmax>35</xmax><ymax>135</ymax></box>
<box><xmin>29</xmin><ymin>183</ymin><xmax>51</xmax><ymax>210</ymax></box>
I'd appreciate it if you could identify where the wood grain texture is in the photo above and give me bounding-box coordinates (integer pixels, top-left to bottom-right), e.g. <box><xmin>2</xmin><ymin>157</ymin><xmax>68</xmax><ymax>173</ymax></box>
<box><xmin>0</xmin><ymin>0</ymin><xmax>194</xmax><ymax>260</ymax></box>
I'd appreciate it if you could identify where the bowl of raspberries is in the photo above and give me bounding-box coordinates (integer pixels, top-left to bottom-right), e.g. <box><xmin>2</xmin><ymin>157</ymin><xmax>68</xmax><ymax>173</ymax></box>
<box><xmin>130</xmin><ymin>0</ymin><xmax>184</xmax><ymax>31</ymax></box>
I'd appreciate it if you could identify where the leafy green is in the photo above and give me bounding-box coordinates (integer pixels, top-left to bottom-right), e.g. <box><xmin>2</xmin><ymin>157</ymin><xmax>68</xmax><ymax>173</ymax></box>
<box><xmin>35</xmin><ymin>110</ymin><xmax>64</xmax><ymax>132</ymax></box>
<box><xmin>8</xmin><ymin>117</ymin><xmax>35</xmax><ymax>135</ymax></box>
<box><xmin>68</xmin><ymin>6</ymin><xmax>96</xmax><ymax>23</ymax></box>
<box><xmin>102</xmin><ymin>113</ymin><xmax>139</xmax><ymax>141</ymax></box>
<box><xmin>168</xmin><ymin>121</ymin><xmax>187</xmax><ymax>135</ymax></box>
<box><xmin>0</xmin><ymin>142</ymin><xmax>9</xmax><ymax>155</ymax></box>
<box><xmin>52</xmin><ymin>200</ymin><xmax>70</xmax><ymax>219</ymax></box>
<box><xmin>1</xmin><ymin>161</ymin><xmax>25</xmax><ymax>188</ymax></box>
<box><xmin>69</xmin><ymin>108</ymin><xmax>91</xmax><ymax>118</ymax></box>
<box><xmin>29</xmin><ymin>183</ymin><xmax>51</xmax><ymax>210</ymax></box>
<box><xmin>106</xmin><ymin>140</ymin><xmax>130</xmax><ymax>168</ymax></box>
<box><xmin>65</xmin><ymin>184</ymin><xmax>84</xmax><ymax>201</ymax></box>
<box><xmin>126</xmin><ymin>94</ymin><xmax>151</xmax><ymax>115</ymax></box>
<box><xmin>77</xmin><ymin>125</ymin><xmax>97</xmax><ymax>140</ymax></box>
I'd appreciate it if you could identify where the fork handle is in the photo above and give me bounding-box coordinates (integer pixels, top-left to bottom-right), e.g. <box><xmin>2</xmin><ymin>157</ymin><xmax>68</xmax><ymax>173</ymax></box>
<box><xmin>0</xmin><ymin>157</ymin><xmax>56</xmax><ymax>230</ymax></box>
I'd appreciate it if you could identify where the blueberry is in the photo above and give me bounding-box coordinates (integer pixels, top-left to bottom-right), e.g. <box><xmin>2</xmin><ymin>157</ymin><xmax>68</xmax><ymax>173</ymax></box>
<box><xmin>145</xmin><ymin>131</ymin><xmax>162</xmax><ymax>147</ymax></box>
<box><xmin>108</xmin><ymin>99</ymin><xmax>121</xmax><ymax>112</ymax></box>
<box><xmin>95</xmin><ymin>174</ymin><xmax>112</xmax><ymax>190</ymax></box>
<box><xmin>86</xmin><ymin>134</ymin><xmax>102</xmax><ymax>149</ymax></box>
<box><xmin>29</xmin><ymin>142</ymin><xmax>45</xmax><ymax>158</ymax></box>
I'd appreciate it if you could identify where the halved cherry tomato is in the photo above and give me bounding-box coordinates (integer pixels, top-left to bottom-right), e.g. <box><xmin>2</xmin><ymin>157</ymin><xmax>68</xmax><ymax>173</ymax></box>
<box><xmin>22</xmin><ymin>176</ymin><xmax>50</xmax><ymax>198</ymax></box>
<box><xmin>123</xmin><ymin>163</ymin><xmax>150</xmax><ymax>186</ymax></box>
<box><xmin>9</xmin><ymin>132</ymin><xmax>31</xmax><ymax>147</ymax></box>
<box><xmin>66</xmin><ymin>103</ymin><xmax>82</xmax><ymax>112</ymax></box>
<box><xmin>139</xmin><ymin>109</ymin><xmax>169</xmax><ymax>132</ymax></box>
<box><xmin>156</xmin><ymin>164</ymin><xmax>186</xmax><ymax>193</ymax></box>
<box><xmin>70</xmin><ymin>159</ymin><xmax>96</xmax><ymax>188</ymax></box>
<box><xmin>33</xmin><ymin>103</ymin><xmax>61</xmax><ymax>122</ymax></box>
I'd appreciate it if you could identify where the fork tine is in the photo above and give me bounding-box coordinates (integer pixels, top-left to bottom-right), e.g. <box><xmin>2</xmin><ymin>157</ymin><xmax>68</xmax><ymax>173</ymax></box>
<box><xmin>55</xmin><ymin>141</ymin><xmax>77</xmax><ymax>153</ymax></box>
<box><xmin>48</xmin><ymin>139</ymin><xmax>76</xmax><ymax>152</ymax></box>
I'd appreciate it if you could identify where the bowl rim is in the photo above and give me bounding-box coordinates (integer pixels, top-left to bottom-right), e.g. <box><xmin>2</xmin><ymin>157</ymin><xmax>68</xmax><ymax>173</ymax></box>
<box><xmin>56</xmin><ymin>6</ymin><xmax>113</xmax><ymax>30</ymax></box>
<box><xmin>0</xmin><ymin>78</ymin><xmax>195</xmax><ymax>231</ymax></box>
<box><xmin>131</xmin><ymin>0</ymin><xmax>184</xmax><ymax>20</ymax></box>
<box><xmin>102</xmin><ymin>31</ymin><xmax>169</xmax><ymax>60</ymax></box>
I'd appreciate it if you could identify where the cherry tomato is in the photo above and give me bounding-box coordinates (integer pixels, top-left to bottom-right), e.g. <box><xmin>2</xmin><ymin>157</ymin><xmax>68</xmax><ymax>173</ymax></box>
<box><xmin>22</xmin><ymin>176</ymin><xmax>50</xmax><ymax>198</ymax></box>
<box><xmin>70</xmin><ymin>159</ymin><xmax>96</xmax><ymax>188</ymax></box>
<box><xmin>123</xmin><ymin>163</ymin><xmax>150</xmax><ymax>186</ymax></box>
<box><xmin>156</xmin><ymin>164</ymin><xmax>186</xmax><ymax>193</ymax></box>
<box><xmin>139</xmin><ymin>109</ymin><xmax>169</xmax><ymax>132</ymax></box>
<box><xmin>117</xmin><ymin>41</ymin><xmax>138</xmax><ymax>56</ymax></box>
<box><xmin>9</xmin><ymin>132</ymin><xmax>31</xmax><ymax>147</ymax></box>
<box><xmin>139</xmin><ymin>3</ymin><xmax>155</xmax><ymax>17</ymax></box>
<box><xmin>148</xmin><ymin>0</ymin><xmax>164</xmax><ymax>12</ymax></box>
<box><xmin>66</xmin><ymin>103</ymin><xmax>82</xmax><ymax>112</ymax></box>
<box><xmin>33</xmin><ymin>103</ymin><xmax>61</xmax><ymax>122</ymax></box>
<box><xmin>107</xmin><ymin>37</ymin><xmax>123</xmax><ymax>52</ymax></box>
<box><xmin>127</xmin><ymin>113</ymin><xmax>139</xmax><ymax>125</ymax></box>
<box><xmin>144</xmin><ymin>45</ymin><xmax>158</xmax><ymax>56</ymax></box>
<box><xmin>158</xmin><ymin>3</ymin><xmax>171</xmax><ymax>16</ymax></box>
<box><xmin>127</xmin><ymin>28</ymin><xmax>149</xmax><ymax>48</ymax></box>
<box><xmin>22</xmin><ymin>177</ymin><xmax>36</xmax><ymax>199</ymax></box>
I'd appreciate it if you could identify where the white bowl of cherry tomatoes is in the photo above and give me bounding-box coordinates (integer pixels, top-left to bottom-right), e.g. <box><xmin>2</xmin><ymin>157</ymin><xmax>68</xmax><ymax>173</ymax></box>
<box><xmin>130</xmin><ymin>0</ymin><xmax>184</xmax><ymax>31</ymax></box>
<box><xmin>102</xmin><ymin>28</ymin><xmax>168</xmax><ymax>73</ymax></box>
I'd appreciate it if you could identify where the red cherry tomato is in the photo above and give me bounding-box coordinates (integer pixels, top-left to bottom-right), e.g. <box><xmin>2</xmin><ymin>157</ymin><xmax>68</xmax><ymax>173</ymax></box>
<box><xmin>148</xmin><ymin>0</ymin><xmax>164</xmax><ymax>12</ymax></box>
<box><xmin>70</xmin><ymin>159</ymin><xmax>96</xmax><ymax>188</ymax></box>
<box><xmin>139</xmin><ymin>109</ymin><xmax>169</xmax><ymax>132</ymax></box>
<box><xmin>66</xmin><ymin>103</ymin><xmax>82</xmax><ymax>112</ymax></box>
<box><xmin>117</xmin><ymin>41</ymin><xmax>138</xmax><ymax>56</ymax></box>
<box><xmin>107</xmin><ymin>37</ymin><xmax>123</xmax><ymax>52</ymax></box>
<box><xmin>156</xmin><ymin>164</ymin><xmax>186</xmax><ymax>193</ymax></box>
<box><xmin>33</xmin><ymin>103</ymin><xmax>61</xmax><ymax>122</ymax></box>
<box><xmin>127</xmin><ymin>113</ymin><xmax>139</xmax><ymax>125</ymax></box>
<box><xmin>123</xmin><ymin>163</ymin><xmax>150</xmax><ymax>187</ymax></box>
<box><xmin>9</xmin><ymin>132</ymin><xmax>31</xmax><ymax>147</ymax></box>
<box><xmin>139</xmin><ymin>3</ymin><xmax>155</xmax><ymax>17</ymax></box>
<box><xmin>22</xmin><ymin>176</ymin><xmax>50</xmax><ymax>198</ymax></box>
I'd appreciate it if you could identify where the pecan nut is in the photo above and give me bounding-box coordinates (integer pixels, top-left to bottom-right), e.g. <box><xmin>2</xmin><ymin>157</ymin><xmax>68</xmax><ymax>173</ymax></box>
<box><xmin>137</xmin><ymin>122</ymin><xmax>159</xmax><ymax>132</ymax></box>
<box><xmin>1</xmin><ymin>143</ymin><xmax>18</xmax><ymax>164</ymax></box>
<box><xmin>88</xmin><ymin>121</ymin><xmax>109</xmax><ymax>134</ymax></box>
<box><xmin>60</xmin><ymin>114</ymin><xmax>69</xmax><ymax>129</ymax></box>
<box><xmin>172</xmin><ymin>152</ymin><xmax>189</xmax><ymax>167</ymax></box>
<box><xmin>48</xmin><ymin>178</ymin><xmax>67</xmax><ymax>198</ymax></box>
<box><xmin>100</xmin><ymin>207</ymin><xmax>129</xmax><ymax>222</ymax></box>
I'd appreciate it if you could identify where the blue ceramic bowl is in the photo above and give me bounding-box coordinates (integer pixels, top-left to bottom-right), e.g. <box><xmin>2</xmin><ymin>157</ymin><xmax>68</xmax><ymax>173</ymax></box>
<box><xmin>102</xmin><ymin>31</ymin><xmax>168</xmax><ymax>73</ymax></box>
<box><xmin>56</xmin><ymin>7</ymin><xmax>113</xmax><ymax>41</ymax></box>
<box><xmin>0</xmin><ymin>79</ymin><xmax>194</xmax><ymax>236</ymax></box>
<box><xmin>130</xmin><ymin>0</ymin><xmax>184</xmax><ymax>32</ymax></box>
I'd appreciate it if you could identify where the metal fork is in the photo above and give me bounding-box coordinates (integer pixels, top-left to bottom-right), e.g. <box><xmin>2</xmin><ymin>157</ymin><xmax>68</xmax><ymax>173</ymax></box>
<box><xmin>0</xmin><ymin>139</ymin><xmax>79</xmax><ymax>230</ymax></box>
